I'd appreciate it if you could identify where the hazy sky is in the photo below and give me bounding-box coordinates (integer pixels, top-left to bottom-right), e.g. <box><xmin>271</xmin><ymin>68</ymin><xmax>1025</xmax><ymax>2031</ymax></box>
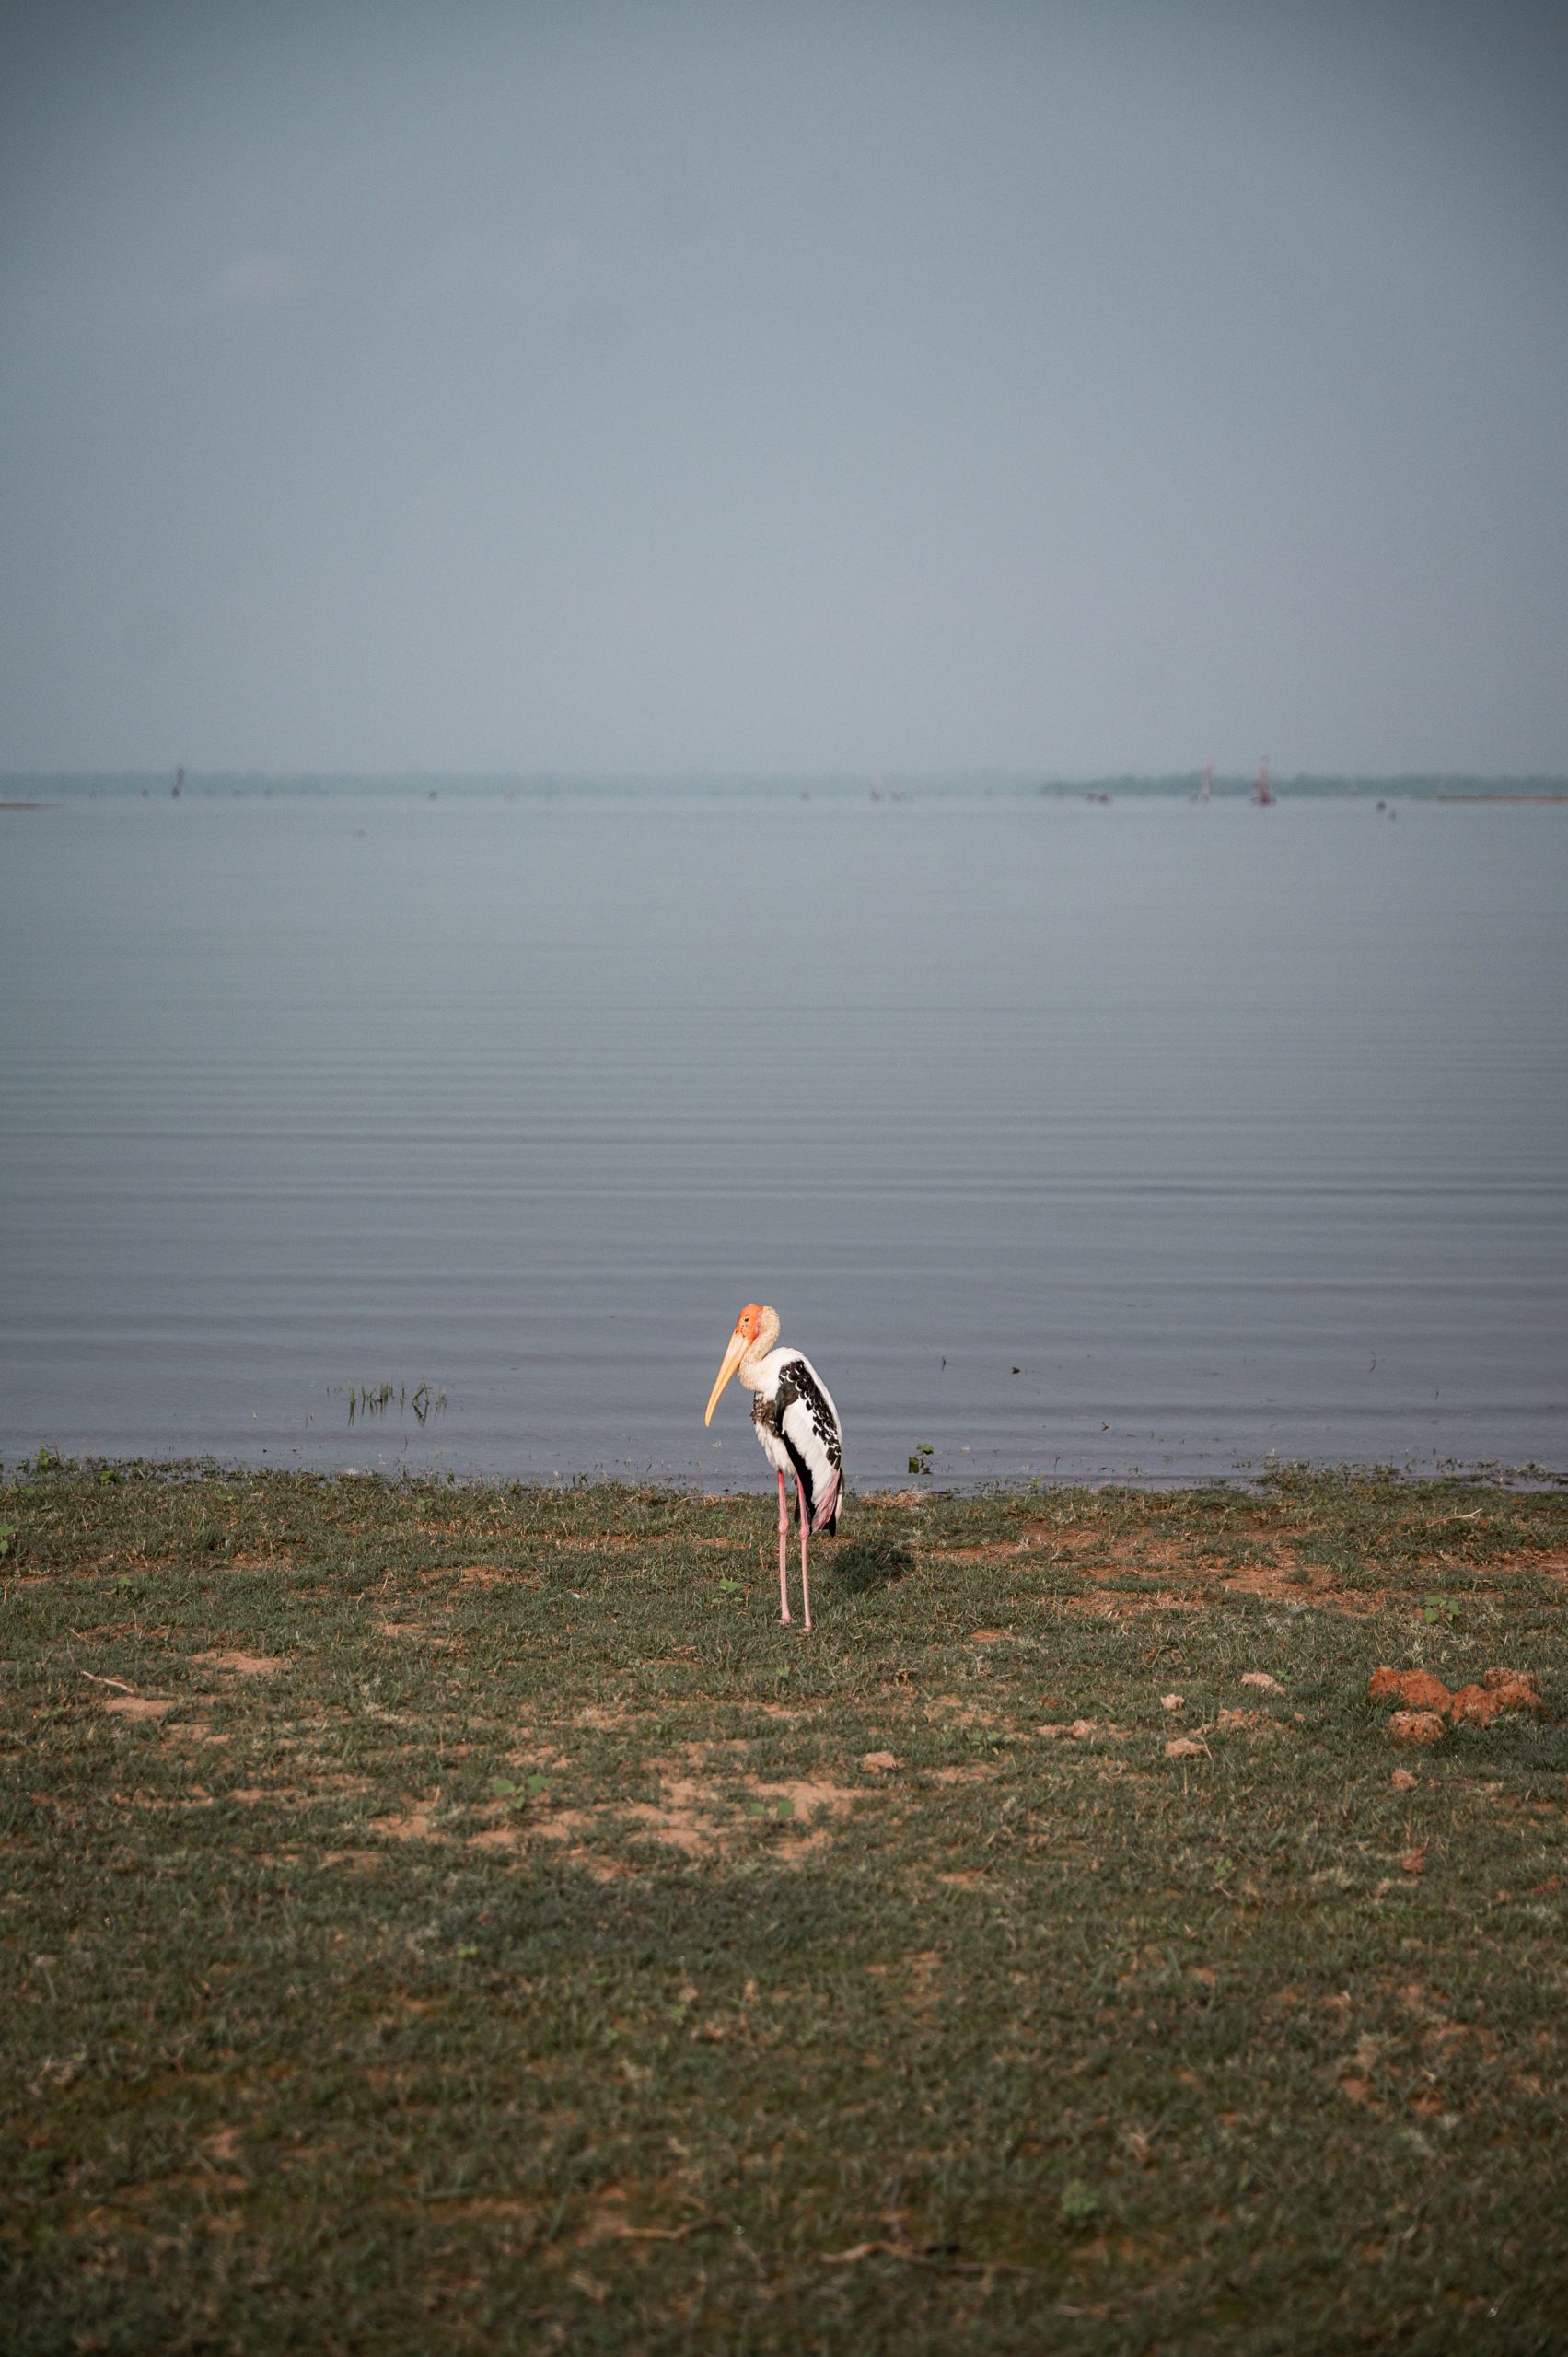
<box><xmin>3</xmin><ymin>1</ymin><xmax>1565</xmax><ymax>775</ymax></box>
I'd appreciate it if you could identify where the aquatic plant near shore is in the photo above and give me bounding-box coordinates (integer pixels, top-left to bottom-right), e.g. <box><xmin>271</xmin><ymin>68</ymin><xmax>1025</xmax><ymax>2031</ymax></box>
<box><xmin>345</xmin><ymin>1380</ymin><xmax>447</xmax><ymax>1426</ymax></box>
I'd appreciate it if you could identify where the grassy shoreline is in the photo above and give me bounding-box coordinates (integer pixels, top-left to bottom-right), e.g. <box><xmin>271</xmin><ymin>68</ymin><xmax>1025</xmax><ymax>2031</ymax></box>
<box><xmin>4</xmin><ymin>1466</ymin><xmax>1565</xmax><ymax>2352</ymax></box>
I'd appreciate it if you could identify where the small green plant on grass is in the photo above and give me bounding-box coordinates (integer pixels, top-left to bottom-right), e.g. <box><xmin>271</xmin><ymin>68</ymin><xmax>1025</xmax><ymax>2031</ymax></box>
<box><xmin>1424</xmin><ymin>1593</ymin><xmax>1461</xmax><ymax>1628</ymax></box>
<box><xmin>0</xmin><ymin>1525</ymin><xmax>16</xmax><ymax>1561</ymax></box>
<box><xmin>1059</xmin><ymin>2177</ymin><xmax>1099</xmax><ymax>2225</ymax></box>
<box><xmin>492</xmin><ymin>1773</ymin><xmax>551</xmax><ymax>1811</ymax></box>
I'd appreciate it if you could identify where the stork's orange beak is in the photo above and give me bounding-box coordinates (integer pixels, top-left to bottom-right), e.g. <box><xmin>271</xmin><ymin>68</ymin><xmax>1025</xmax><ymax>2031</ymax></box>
<box><xmin>703</xmin><ymin>1327</ymin><xmax>749</xmax><ymax>1426</ymax></box>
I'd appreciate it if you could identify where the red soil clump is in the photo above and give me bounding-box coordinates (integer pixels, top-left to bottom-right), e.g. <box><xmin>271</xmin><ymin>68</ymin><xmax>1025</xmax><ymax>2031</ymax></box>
<box><xmin>1448</xmin><ymin>1670</ymin><xmax>1543</xmax><ymax>1726</ymax></box>
<box><xmin>1483</xmin><ymin>1666</ymin><xmax>1542</xmax><ymax>1702</ymax></box>
<box><xmin>1388</xmin><ymin>1709</ymin><xmax>1446</xmax><ymax>1747</ymax></box>
<box><xmin>1369</xmin><ymin>1665</ymin><xmax>1544</xmax><ymax>1743</ymax></box>
<box><xmin>1368</xmin><ymin>1667</ymin><xmax>1452</xmax><ymax>1713</ymax></box>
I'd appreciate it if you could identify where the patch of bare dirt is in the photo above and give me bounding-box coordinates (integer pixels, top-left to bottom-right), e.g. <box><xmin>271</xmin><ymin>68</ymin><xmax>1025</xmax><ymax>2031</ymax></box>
<box><xmin>935</xmin><ymin>1522</ymin><xmax>1405</xmax><ymax>1615</ymax></box>
<box><xmin>416</xmin><ymin>2194</ymin><xmax>543</xmax><ymax>2231</ymax></box>
<box><xmin>1098</xmin><ymin>1569</ymin><xmax>1384</xmax><ymax>1617</ymax></box>
<box><xmin>101</xmin><ymin>1695</ymin><xmax>175</xmax><ymax>1722</ymax></box>
<box><xmin>121</xmin><ymin>1783</ymin><xmax>215</xmax><ymax>1812</ymax></box>
<box><xmin>866</xmin><ymin>1948</ymin><xmax>945</xmax><ymax>2020</ymax></box>
<box><xmin>1200</xmin><ymin>1557</ymin><xmax>1305</xmax><ymax>1602</ymax></box>
<box><xmin>222</xmin><ymin>1763</ymin><xmax>371</xmax><ymax>1806</ymax></box>
<box><xmin>468</xmin><ymin>1822</ymin><xmax>526</xmax><ymax>1853</ymax></box>
<box><xmin>498</xmin><ymin>1742</ymin><xmax>569</xmax><ymax>1774</ymax></box>
<box><xmin>1062</xmin><ymin>1588</ymin><xmax>1156</xmax><ymax>1621</ymax></box>
<box><xmin>918</xmin><ymin>1523</ymin><xmax>1109</xmax><ymax>1568</ymax></box>
<box><xmin>1019</xmin><ymin>1519</ymin><xmax>1103</xmax><ymax>1549</ymax></box>
<box><xmin>192</xmin><ymin>1649</ymin><xmax>280</xmax><ymax>1677</ymax></box>
<box><xmin>923</xmin><ymin>1694</ymin><xmax>996</xmax><ymax>1726</ymax></box>
<box><xmin>490</xmin><ymin>1770</ymin><xmax>863</xmax><ymax>1869</ymax></box>
<box><xmin>114</xmin><ymin>2165</ymin><xmax>247</xmax><ymax>2210</ymax></box>
<box><xmin>562</xmin><ymin>2183</ymin><xmax>708</xmax><ymax>2256</ymax></box>
<box><xmin>762</xmin><ymin>1779</ymin><xmax>859</xmax><ymax>1859</ymax></box>
<box><xmin>563</xmin><ymin>1850</ymin><xmax>636</xmax><ymax>1883</ymax></box>
<box><xmin>370</xmin><ymin>1794</ymin><xmax>444</xmax><ymax>1841</ymax></box>
<box><xmin>533</xmin><ymin>1791</ymin><xmax>714</xmax><ymax>1860</ymax></box>
<box><xmin>531</xmin><ymin>1533</ymin><xmax>637</xmax><ymax>1554</ymax></box>
<box><xmin>420</xmin><ymin>1563</ymin><xmax>528</xmax><ymax>1588</ymax></box>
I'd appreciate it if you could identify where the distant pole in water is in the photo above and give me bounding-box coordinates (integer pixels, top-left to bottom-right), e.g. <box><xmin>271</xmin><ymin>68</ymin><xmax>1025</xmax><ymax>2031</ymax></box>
<box><xmin>1254</xmin><ymin>755</ymin><xmax>1272</xmax><ymax>807</ymax></box>
<box><xmin>1199</xmin><ymin>763</ymin><xmax>1212</xmax><ymax>804</ymax></box>
<box><xmin>172</xmin><ymin>765</ymin><xmax>183</xmax><ymax>799</ymax></box>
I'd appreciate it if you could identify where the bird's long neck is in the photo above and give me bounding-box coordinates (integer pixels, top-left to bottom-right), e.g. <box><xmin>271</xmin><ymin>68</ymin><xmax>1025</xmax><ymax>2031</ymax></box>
<box><xmin>738</xmin><ymin>1305</ymin><xmax>781</xmax><ymax>1390</ymax></box>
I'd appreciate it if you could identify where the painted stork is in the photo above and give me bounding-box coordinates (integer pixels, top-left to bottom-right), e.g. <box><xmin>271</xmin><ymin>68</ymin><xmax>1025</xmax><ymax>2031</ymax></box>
<box><xmin>703</xmin><ymin>1303</ymin><xmax>843</xmax><ymax>1632</ymax></box>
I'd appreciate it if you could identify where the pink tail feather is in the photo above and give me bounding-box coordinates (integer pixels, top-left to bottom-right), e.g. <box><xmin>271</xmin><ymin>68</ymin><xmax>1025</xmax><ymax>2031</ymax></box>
<box><xmin>810</xmin><ymin>1466</ymin><xmax>842</xmax><ymax>1535</ymax></box>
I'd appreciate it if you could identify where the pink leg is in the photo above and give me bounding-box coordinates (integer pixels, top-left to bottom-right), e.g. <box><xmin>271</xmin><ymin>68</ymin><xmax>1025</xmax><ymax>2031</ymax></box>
<box><xmin>796</xmin><ymin>1475</ymin><xmax>813</xmax><ymax>1633</ymax></box>
<box><xmin>776</xmin><ymin>1469</ymin><xmax>792</xmax><ymax>1623</ymax></box>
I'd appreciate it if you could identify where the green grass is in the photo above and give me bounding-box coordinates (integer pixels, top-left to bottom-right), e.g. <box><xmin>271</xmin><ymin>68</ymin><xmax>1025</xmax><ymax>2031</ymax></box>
<box><xmin>2</xmin><ymin>1464</ymin><xmax>1566</xmax><ymax>2353</ymax></box>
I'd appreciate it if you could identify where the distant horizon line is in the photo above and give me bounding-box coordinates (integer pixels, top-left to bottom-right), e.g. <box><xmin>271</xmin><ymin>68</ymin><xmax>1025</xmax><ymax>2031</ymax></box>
<box><xmin>6</xmin><ymin>768</ymin><xmax>1568</xmax><ymax>800</ymax></box>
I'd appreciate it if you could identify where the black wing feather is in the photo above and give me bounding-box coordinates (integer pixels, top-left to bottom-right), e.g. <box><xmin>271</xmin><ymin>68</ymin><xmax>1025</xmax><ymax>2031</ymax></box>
<box><xmin>774</xmin><ymin>1357</ymin><xmax>842</xmax><ymax>1532</ymax></box>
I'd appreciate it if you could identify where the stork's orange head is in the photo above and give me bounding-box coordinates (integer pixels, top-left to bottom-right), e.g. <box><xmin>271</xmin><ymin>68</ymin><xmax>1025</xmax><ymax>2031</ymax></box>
<box><xmin>705</xmin><ymin>1303</ymin><xmax>770</xmax><ymax>1426</ymax></box>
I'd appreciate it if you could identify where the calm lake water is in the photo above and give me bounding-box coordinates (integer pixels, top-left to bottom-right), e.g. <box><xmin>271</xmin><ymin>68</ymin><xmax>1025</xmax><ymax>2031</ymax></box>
<box><xmin>2</xmin><ymin>791</ymin><xmax>1564</xmax><ymax>1488</ymax></box>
